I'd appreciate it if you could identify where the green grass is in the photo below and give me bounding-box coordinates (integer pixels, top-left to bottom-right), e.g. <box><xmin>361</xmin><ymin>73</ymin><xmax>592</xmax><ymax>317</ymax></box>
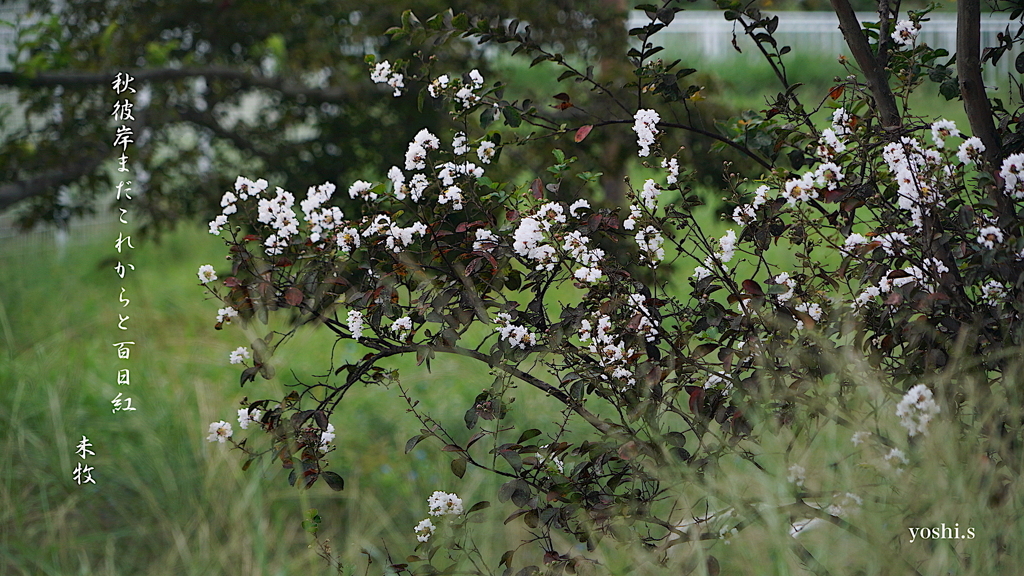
<box><xmin>4</xmin><ymin>214</ymin><xmax>1023</xmax><ymax>576</ymax></box>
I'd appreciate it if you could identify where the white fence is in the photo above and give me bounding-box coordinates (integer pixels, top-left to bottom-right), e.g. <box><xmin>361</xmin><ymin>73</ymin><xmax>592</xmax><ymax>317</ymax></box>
<box><xmin>628</xmin><ymin>10</ymin><xmax>1022</xmax><ymax>83</ymax></box>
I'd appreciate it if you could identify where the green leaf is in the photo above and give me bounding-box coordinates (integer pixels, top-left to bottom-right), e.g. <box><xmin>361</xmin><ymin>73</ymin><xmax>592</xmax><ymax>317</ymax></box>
<box><xmin>406</xmin><ymin>434</ymin><xmax>426</xmax><ymax>454</ymax></box>
<box><xmin>322</xmin><ymin>471</ymin><xmax>345</xmax><ymax>491</ymax></box>
<box><xmin>451</xmin><ymin>457</ymin><xmax>467</xmax><ymax>478</ymax></box>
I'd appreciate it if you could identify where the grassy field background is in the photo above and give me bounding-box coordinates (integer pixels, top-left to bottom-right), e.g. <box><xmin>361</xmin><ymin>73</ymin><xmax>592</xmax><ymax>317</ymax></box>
<box><xmin>2</xmin><ymin>48</ymin><xmax>1023</xmax><ymax>575</ymax></box>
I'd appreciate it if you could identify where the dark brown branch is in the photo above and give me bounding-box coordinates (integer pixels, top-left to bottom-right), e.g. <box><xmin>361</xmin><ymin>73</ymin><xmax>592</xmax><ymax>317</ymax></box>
<box><xmin>0</xmin><ymin>67</ymin><xmax>369</xmax><ymax>103</ymax></box>
<box><xmin>433</xmin><ymin>344</ymin><xmax>614</xmax><ymax>435</ymax></box>
<box><xmin>829</xmin><ymin>0</ymin><xmax>901</xmax><ymax>128</ymax></box>
<box><xmin>0</xmin><ymin>145</ymin><xmax>107</xmax><ymax>212</ymax></box>
<box><xmin>957</xmin><ymin>0</ymin><xmax>1002</xmax><ymax>166</ymax></box>
<box><xmin>590</xmin><ymin>119</ymin><xmax>774</xmax><ymax>171</ymax></box>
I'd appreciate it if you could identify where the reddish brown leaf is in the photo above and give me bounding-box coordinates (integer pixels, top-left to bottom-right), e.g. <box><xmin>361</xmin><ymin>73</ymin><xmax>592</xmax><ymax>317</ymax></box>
<box><xmin>829</xmin><ymin>85</ymin><xmax>844</xmax><ymax>100</ymax></box>
<box><xmin>531</xmin><ymin>178</ymin><xmax>544</xmax><ymax>199</ymax></box>
<box><xmin>574</xmin><ymin>125</ymin><xmax>593</xmax><ymax>142</ymax></box>
<box><xmin>284</xmin><ymin>287</ymin><xmax>303</xmax><ymax>307</ymax></box>
<box><xmin>742</xmin><ymin>279</ymin><xmax>764</xmax><ymax>296</ymax></box>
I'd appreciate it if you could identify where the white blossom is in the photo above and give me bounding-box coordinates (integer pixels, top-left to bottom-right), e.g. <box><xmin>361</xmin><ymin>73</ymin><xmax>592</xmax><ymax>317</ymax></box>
<box><xmin>473</xmin><ymin>228</ymin><xmax>498</xmax><ymax>251</ymax></box>
<box><xmin>787</xmin><ymin>464</ymin><xmax>806</xmax><ymax>487</ymax></box>
<box><xmin>217</xmin><ymin>307</ymin><xmax>238</xmax><ymax>324</ymax></box>
<box><xmin>632</xmin><ymin>109</ymin><xmax>660</xmax><ymax>157</ymax></box>
<box><xmin>957</xmin><ymin>137</ymin><xmax>985</xmax><ymax>165</ymax></box>
<box><xmin>391</xmin><ymin>316</ymin><xmax>413</xmax><ymax>337</ymax></box>
<box><xmin>207</xmin><ymin>421</ymin><xmax>233</xmax><ymax>443</ymax></box>
<box><xmin>641</xmin><ymin>178</ymin><xmax>661</xmax><ymax>210</ymax></box>
<box><xmin>930</xmin><ymin>119</ymin><xmax>960</xmax><ymax>147</ymax></box>
<box><xmin>662</xmin><ymin>157</ymin><xmax>679</xmax><ymax>184</ymax></box>
<box><xmin>414</xmin><ymin>518</ymin><xmax>435</xmax><ymax>542</ymax></box>
<box><xmin>427</xmin><ymin>491</ymin><xmax>464</xmax><ymax>516</ymax></box>
<box><xmin>981</xmin><ymin>280</ymin><xmax>1007</xmax><ymax>306</ymax></box>
<box><xmin>198</xmin><ymin>265</ymin><xmax>217</xmax><ymax>284</ymax></box>
<box><xmin>428</xmin><ymin>74</ymin><xmax>449</xmax><ymax>98</ymax></box>
<box><xmin>229</xmin><ymin>346</ymin><xmax>250</xmax><ymax>365</ymax></box>
<box><xmin>896</xmin><ymin>385</ymin><xmax>940</xmax><ymax>437</ymax></box>
<box><xmin>977</xmin><ymin>225</ymin><xmax>1003</xmax><ymax>249</ymax></box>
<box><xmin>319</xmin><ymin>423</ymin><xmax>336</xmax><ymax>453</ymax></box>
<box><xmin>477</xmin><ymin>141</ymin><xmax>496</xmax><ymax>164</ymax></box>
<box><xmin>347</xmin><ymin>310</ymin><xmax>365</xmax><ymax>340</ymax></box>
<box><xmin>452</xmin><ymin>132</ymin><xmax>469</xmax><ymax>156</ymax></box>
<box><xmin>237</xmin><ymin>407</ymin><xmax>262</xmax><ymax>429</ymax></box>
<box><xmin>892</xmin><ymin>20</ymin><xmax>920</xmax><ymax>46</ymax></box>
<box><xmin>569</xmin><ymin>199</ymin><xmax>590</xmax><ymax>218</ymax></box>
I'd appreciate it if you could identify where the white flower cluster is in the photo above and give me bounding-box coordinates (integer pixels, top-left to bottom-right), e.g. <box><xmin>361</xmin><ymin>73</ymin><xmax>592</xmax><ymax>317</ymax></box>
<box><xmin>405</xmin><ymin>128</ymin><xmax>440</xmax><ymax>171</ymax></box>
<box><xmin>428</xmin><ymin>74</ymin><xmax>449</xmax><ymax>98</ymax></box>
<box><xmin>930</xmin><ymin>119</ymin><xmax>960</xmax><ymax>148</ymax></box>
<box><xmin>957</xmin><ymin>137</ymin><xmax>985</xmax><ymax>165</ymax></box>
<box><xmin>892</xmin><ymin>20</ymin><xmax>920</xmax><ymax>46</ymax></box>
<box><xmin>579</xmin><ymin>313</ymin><xmax>639</xmax><ymax>386</ymax></box>
<box><xmin>473</xmin><ymin>228</ymin><xmax>498</xmax><ymax>252</ymax></box>
<box><xmin>413</xmin><ymin>491</ymin><xmax>463</xmax><ymax>543</ymax></box>
<box><xmin>977</xmin><ymin>225</ymin><xmax>1003</xmax><ymax>249</ymax></box>
<box><xmin>237</xmin><ymin>407</ymin><xmax>262</xmax><ymax>430</ymax></box>
<box><xmin>512</xmin><ymin>203</ymin><xmax>571</xmax><ymax>271</ymax></box>
<box><xmin>877</xmin><ymin>232</ymin><xmax>909</xmax><ymax>255</ymax></box>
<box><xmin>732</xmin><ymin>185</ymin><xmax>769</xmax><ymax>226</ymax></box>
<box><xmin>774</xmin><ymin>272</ymin><xmax>797</xmax><ymax>303</ymax></box>
<box><xmin>981</xmin><ymin>280</ymin><xmax>1007</xmax><ymax>306</ymax></box>
<box><xmin>635</xmin><ymin>226</ymin><xmax>666</xmax><ymax>265</ymax></box>
<box><xmin>1000</xmin><ymin>153</ymin><xmax>1024</xmax><ymax>198</ymax></box>
<box><xmin>455</xmin><ymin>69</ymin><xmax>485</xmax><ymax>109</ymax></box>
<box><xmin>633</xmin><ymin>109</ymin><xmax>660</xmax><ymax>157</ymax></box>
<box><xmin>493</xmin><ymin>312</ymin><xmax>538</xmax><ymax>349</ymax></box>
<box><xmin>217</xmin><ymin>306</ymin><xmax>238</xmax><ymax>325</ymax></box>
<box><xmin>428</xmin><ymin>491</ymin><xmax>464</xmax><ymax>516</ymax></box>
<box><xmin>347</xmin><ymin>310</ymin><xmax>365</xmax><ymax>340</ymax></box>
<box><xmin>562</xmin><ymin>230</ymin><xmax>605</xmax><ymax>283</ymax></box>
<box><xmin>390</xmin><ymin>316</ymin><xmax>413</xmax><ymax>338</ymax></box>
<box><xmin>414</xmin><ymin>518</ymin><xmax>435</xmax><ymax>543</ymax></box>
<box><xmin>896</xmin><ymin>384</ymin><xmax>940</xmax><ymax>436</ymax></box>
<box><xmin>210</xmin><ymin>176</ymin><xmax>269</xmax><ymax>235</ymax></box>
<box><xmin>662</xmin><ymin>157</ymin><xmax>680</xmax><ymax>184</ymax></box>
<box><xmin>318</xmin><ymin>423</ymin><xmax>336</xmax><ymax>454</ymax></box>
<box><xmin>623</xmin><ymin>204</ymin><xmax>642</xmax><ymax>231</ymax></box>
<box><xmin>370</xmin><ymin>60</ymin><xmax>404</xmax><ymax>97</ymax></box>
<box><xmin>569</xmin><ymin>199</ymin><xmax>590</xmax><ymax>218</ymax></box>
<box><xmin>882</xmin><ymin>136</ymin><xmax>947</xmax><ymax>230</ymax></box>
<box><xmin>794</xmin><ymin>302</ymin><xmax>823</xmax><ymax>330</ymax></box>
<box><xmin>229</xmin><ymin>346</ymin><xmax>250</xmax><ymax>365</ymax></box>
<box><xmin>641</xmin><ymin>178</ymin><xmax>661</xmax><ymax>210</ymax></box>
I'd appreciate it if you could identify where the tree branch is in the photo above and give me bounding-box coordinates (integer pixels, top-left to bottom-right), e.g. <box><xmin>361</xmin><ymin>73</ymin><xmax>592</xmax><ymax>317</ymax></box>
<box><xmin>829</xmin><ymin>0</ymin><xmax>901</xmax><ymax>128</ymax></box>
<box><xmin>0</xmin><ymin>145</ymin><xmax>108</xmax><ymax>212</ymax></box>
<box><xmin>0</xmin><ymin>67</ymin><xmax>370</xmax><ymax>103</ymax></box>
<box><xmin>957</xmin><ymin>0</ymin><xmax>1002</xmax><ymax>166</ymax></box>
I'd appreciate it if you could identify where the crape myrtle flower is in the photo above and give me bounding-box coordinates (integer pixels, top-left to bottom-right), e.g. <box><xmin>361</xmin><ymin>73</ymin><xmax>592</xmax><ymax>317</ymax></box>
<box><xmin>896</xmin><ymin>384</ymin><xmax>940</xmax><ymax>436</ymax></box>
<box><xmin>206</xmin><ymin>421</ymin><xmax>233</xmax><ymax>443</ymax></box>
<box><xmin>891</xmin><ymin>20</ymin><xmax>920</xmax><ymax>46</ymax></box>
<box><xmin>228</xmin><ymin>346</ymin><xmax>250</xmax><ymax>365</ymax></box>
<box><xmin>632</xmin><ymin>109</ymin><xmax>660</xmax><ymax>157</ymax></box>
<box><xmin>198</xmin><ymin>265</ymin><xmax>217</xmax><ymax>284</ymax></box>
<box><xmin>427</xmin><ymin>491</ymin><xmax>464</xmax><ymax>516</ymax></box>
<box><xmin>414</xmin><ymin>518</ymin><xmax>435</xmax><ymax>542</ymax></box>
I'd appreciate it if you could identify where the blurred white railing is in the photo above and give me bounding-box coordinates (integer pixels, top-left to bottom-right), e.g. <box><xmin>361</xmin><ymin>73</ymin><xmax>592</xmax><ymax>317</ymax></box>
<box><xmin>628</xmin><ymin>10</ymin><xmax>1022</xmax><ymax>84</ymax></box>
